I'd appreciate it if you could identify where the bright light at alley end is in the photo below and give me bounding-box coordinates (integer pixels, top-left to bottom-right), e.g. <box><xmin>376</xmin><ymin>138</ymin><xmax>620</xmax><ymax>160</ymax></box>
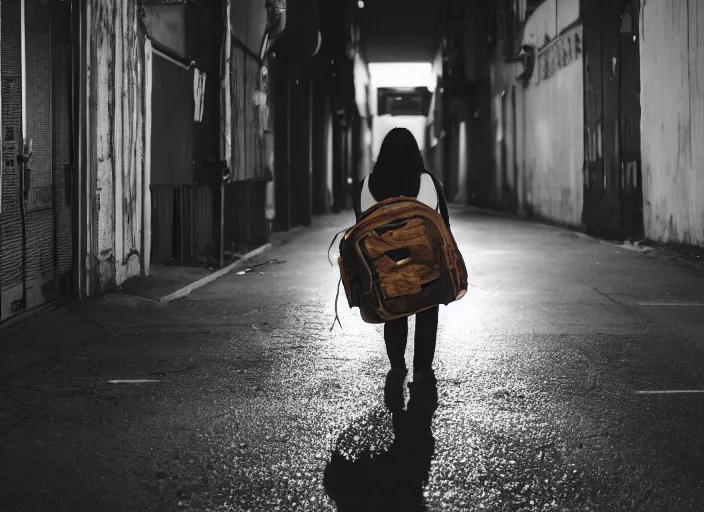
<box><xmin>358</xmin><ymin>1</ymin><xmax>364</xmax><ymax>8</ymax></box>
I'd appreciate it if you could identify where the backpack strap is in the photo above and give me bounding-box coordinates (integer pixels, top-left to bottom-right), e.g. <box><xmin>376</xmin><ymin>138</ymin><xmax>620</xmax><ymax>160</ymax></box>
<box><xmin>327</xmin><ymin>228</ymin><xmax>349</xmax><ymax>266</ymax></box>
<box><xmin>353</xmin><ymin>178</ymin><xmax>365</xmax><ymax>221</ymax></box>
<box><xmin>330</xmin><ymin>275</ymin><xmax>344</xmax><ymax>331</ymax></box>
<box><xmin>328</xmin><ymin>227</ymin><xmax>350</xmax><ymax>331</ymax></box>
<box><xmin>426</xmin><ymin>171</ymin><xmax>451</xmax><ymax>228</ymax></box>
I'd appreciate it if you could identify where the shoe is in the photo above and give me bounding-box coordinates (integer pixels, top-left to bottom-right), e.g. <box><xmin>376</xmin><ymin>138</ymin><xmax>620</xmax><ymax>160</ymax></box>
<box><xmin>411</xmin><ymin>369</ymin><xmax>437</xmax><ymax>387</ymax></box>
<box><xmin>384</xmin><ymin>367</ymin><xmax>408</xmax><ymax>412</ymax></box>
<box><xmin>408</xmin><ymin>370</ymin><xmax>438</xmax><ymax>412</ymax></box>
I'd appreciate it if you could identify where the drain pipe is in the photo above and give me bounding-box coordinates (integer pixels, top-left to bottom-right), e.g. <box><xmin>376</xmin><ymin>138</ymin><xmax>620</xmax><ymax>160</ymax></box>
<box><xmin>220</xmin><ymin>0</ymin><xmax>233</xmax><ymax>268</ymax></box>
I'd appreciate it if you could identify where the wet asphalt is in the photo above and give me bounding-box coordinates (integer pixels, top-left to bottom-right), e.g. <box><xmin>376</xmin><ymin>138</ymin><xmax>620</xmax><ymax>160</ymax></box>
<box><xmin>1</xmin><ymin>207</ymin><xmax>704</xmax><ymax>511</ymax></box>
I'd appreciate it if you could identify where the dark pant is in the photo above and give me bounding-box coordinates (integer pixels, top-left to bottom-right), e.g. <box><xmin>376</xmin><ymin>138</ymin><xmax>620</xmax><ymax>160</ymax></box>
<box><xmin>384</xmin><ymin>306</ymin><xmax>439</xmax><ymax>373</ymax></box>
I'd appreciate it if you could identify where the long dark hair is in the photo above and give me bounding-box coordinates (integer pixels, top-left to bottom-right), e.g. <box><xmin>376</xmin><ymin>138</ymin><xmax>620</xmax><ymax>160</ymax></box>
<box><xmin>368</xmin><ymin>128</ymin><xmax>425</xmax><ymax>201</ymax></box>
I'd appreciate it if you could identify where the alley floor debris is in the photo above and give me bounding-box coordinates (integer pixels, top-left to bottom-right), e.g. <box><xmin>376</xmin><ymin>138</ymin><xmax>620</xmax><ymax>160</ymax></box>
<box><xmin>1</xmin><ymin>209</ymin><xmax>704</xmax><ymax>511</ymax></box>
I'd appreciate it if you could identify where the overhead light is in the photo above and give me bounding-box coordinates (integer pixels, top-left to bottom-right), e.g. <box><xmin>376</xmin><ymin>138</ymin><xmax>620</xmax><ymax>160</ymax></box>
<box><xmin>358</xmin><ymin>1</ymin><xmax>364</xmax><ymax>8</ymax></box>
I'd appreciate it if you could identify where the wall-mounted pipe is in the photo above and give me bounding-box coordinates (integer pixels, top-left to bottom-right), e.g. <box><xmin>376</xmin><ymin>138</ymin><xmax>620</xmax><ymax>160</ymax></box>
<box><xmin>152</xmin><ymin>46</ymin><xmax>195</xmax><ymax>70</ymax></box>
<box><xmin>266</xmin><ymin>0</ymin><xmax>287</xmax><ymax>40</ymax></box>
<box><xmin>137</xmin><ymin>1</ymin><xmax>198</xmax><ymax>69</ymax></box>
<box><xmin>219</xmin><ymin>0</ymin><xmax>233</xmax><ymax>268</ymax></box>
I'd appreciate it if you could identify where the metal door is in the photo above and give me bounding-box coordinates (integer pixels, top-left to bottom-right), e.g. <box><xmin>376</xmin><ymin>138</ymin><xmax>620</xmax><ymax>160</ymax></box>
<box><xmin>582</xmin><ymin>0</ymin><xmax>625</xmax><ymax>239</ymax></box>
<box><xmin>581</xmin><ymin>0</ymin><xmax>604</xmax><ymax>234</ymax></box>
<box><xmin>0</xmin><ymin>0</ymin><xmax>74</xmax><ymax>322</ymax></box>
<box><xmin>618</xmin><ymin>0</ymin><xmax>643</xmax><ymax>238</ymax></box>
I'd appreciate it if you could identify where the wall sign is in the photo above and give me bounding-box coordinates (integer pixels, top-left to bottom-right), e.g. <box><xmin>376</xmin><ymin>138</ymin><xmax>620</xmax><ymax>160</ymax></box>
<box><xmin>536</xmin><ymin>24</ymin><xmax>583</xmax><ymax>83</ymax></box>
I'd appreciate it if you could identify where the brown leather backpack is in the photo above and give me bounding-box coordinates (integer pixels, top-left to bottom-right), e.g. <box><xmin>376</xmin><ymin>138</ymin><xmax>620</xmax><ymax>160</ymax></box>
<box><xmin>330</xmin><ymin>197</ymin><xmax>468</xmax><ymax>328</ymax></box>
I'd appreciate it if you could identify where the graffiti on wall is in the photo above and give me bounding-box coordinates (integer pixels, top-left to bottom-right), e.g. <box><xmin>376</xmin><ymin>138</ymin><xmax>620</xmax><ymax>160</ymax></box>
<box><xmin>536</xmin><ymin>24</ymin><xmax>583</xmax><ymax>83</ymax></box>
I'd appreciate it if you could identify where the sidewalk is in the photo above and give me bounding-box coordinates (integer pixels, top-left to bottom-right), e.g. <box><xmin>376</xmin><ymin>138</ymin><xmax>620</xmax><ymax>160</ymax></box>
<box><xmin>454</xmin><ymin>203</ymin><xmax>704</xmax><ymax>269</ymax></box>
<box><xmin>0</xmin><ymin>214</ymin><xmax>347</xmax><ymax>384</ymax></box>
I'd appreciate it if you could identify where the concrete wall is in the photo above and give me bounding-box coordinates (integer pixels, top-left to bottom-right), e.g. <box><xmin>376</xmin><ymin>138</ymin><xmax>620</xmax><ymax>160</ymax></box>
<box><xmin>524</xmin><ymin>39</ymin><xmax>584</xmax><ymax>224</ymax></box>
<box><xmin>83</xmin><ymin>0</ymin><xmax>145</xmax><ymax>294</ymax></box>
<box><xmin>640</xmin><ymin>0</ymin><xmax>704</xmax><ymax>246</ymax></box>
<box><xmin>490</xmin><ymin>0</ymin><xmax>583</xmax><ymax>226</ymax></box>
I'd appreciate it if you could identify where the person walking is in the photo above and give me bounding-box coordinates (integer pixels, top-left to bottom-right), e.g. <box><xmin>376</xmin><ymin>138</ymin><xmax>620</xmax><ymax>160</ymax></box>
<box><xmin>352</xmin><ymin>127</ymin><xmax>450</xmax><ymax>410</ymax></box>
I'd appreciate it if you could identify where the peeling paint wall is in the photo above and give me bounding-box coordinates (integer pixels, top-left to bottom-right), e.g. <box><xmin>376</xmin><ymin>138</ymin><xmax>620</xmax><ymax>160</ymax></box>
<box><xmin>640</xmin><ymin>0</ymin><xmax>704</xmax><ymax>246</ymax></box>
<box><xmin>84</xmin><ymin>0</ymin><xmax>145</xmax><ymax>293</ymax></box>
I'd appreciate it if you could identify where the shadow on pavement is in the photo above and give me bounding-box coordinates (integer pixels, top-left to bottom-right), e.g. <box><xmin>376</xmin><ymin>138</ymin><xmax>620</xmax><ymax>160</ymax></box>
<box><xmin>323</xmin><ymin>377</ymin><xmax>439</xmax><ymax>511</ymax></box>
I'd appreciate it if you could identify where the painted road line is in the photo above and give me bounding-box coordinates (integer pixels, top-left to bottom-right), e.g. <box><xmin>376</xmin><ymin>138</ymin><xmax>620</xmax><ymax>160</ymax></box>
<box><xmin>159</xmin><ymin>243</ymin><xmax>273</xmax><ymax>303</ymax></box>
<box><xmin>634</xmin><ymin>390</ymin><xmax>704</xmax><ymax>395</ymax></box>
<box><xmin>637</xmin><ymin>302</ymin><xmax>704</xmax><ymax>307</ymax></box>
<box><xmin>107</xmin><ymin>379</ymin><xmax>164</xmax><ymax>384</ymax></box>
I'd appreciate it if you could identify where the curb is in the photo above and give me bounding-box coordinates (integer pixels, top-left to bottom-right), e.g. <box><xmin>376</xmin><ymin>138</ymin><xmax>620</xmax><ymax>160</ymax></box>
<box><xmin>453</xmin><ymin>203</ymin><xmax>704</xmax><ymax>266</ymax></box>
<box><xmin>598</xmin><ymin>240</ymin><xmax>654</xmax><ymax>254</ymax></box>
<box><xmin>158</xmin><ymin>243</ymin><xmax>273</xmax><ymax>304</ymax></box>
<box><xmin>0</xmin><ymin>302</ymin><xmax>61</xmax><ymax>333</ymax></box>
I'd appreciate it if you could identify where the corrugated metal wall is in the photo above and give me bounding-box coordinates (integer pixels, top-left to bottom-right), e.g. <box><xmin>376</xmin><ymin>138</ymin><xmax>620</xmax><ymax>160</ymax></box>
<box><xmin>1</xmin><ymin>0</ymin><xmax>74</xmax><ymax>322</ymax></box>
<box><xmin>24</xmin><ymin>0</ymin><xmax>56</xmax><ymax>303</ymax></box>
<box><xmin>53</xmin><ymin>6</ymin><xmax>74</xmax><ymax>285</ymax></box>
<box><xmin>150</xmin><ymin>185</ymin><xmax>174</xmax><ymax>265</ymax></box>
<box><xmin>148</xmin><ymin>53</ymin><xmax>197</xmax><ymax>266</ymax></box>
<box><xmin>640</xmin><ymin>0</ymin><xmax>704</xmax><ymax>246</ymax></box>
<box><xmin>1</xmin><ymin>0</ymin><xmax>25</xmax><ymax>317</ymax></box>
<box><xmin>181</xmin><ymin>184</ymin><xmax>215</xmax><ymax>263</ymax></box>
<box><xmin>231</xmin><ymin>46</ymin><xmax>266</xmax><ymax>181</ymax></box>
<box><xmin>226</xmin><ymin>43</ymin><xmax>270</xmax><ymax>251</ymax></box>
<box><xmin>224</xmin><ymin>181</ymin><xmax>268</xmax><ymax>252</ymax></box>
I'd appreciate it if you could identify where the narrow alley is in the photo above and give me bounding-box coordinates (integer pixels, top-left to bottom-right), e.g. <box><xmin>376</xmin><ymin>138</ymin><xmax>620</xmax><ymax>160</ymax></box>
<box><xmin>1</xmin><ymin>208</ymin><xmax>703</xmax><ymax>511</ymax></box>
<box><xmin>3</xmin><ymin>0</ymin><xmax>704</xmax><ymax>510</ymax></box>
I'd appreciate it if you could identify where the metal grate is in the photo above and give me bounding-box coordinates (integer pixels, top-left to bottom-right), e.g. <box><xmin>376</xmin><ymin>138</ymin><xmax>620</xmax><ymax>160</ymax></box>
<box><xmin>150</xmin><ymin>185</ymin><xmax>175</xmax><ymax>265</ymax></box>
<box><xmin>1</xmin><ymin>0</ymin><xmax>24</xmax><ymax>292</ymax></box>
<box><xmin>23</xmin><ymin>0</ymin><xmax>54</xmax><ymax>285</ymax></box>
<box><xmin>231</xmin><ymin>47</ymin><xmax>267</xmax><ymax>182</ymax></box>
<box><xmin>224</xmin><ymin>181</ymin><xmax>269</xmax><ymax>252</ymax></box>
<box><xmin>180</xmin><ymin>184</ymin><xmax>214</xmax><ymax>264</ymax></box>
<box><xmin>53</xmin><ymin>36</ymin><xmax>73</xmax><ymax>278</ymax></box>
<box><xmin>25</xmin><ymin>0</ymin><xmax>53</xmax><ymax>212</ymax></box>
